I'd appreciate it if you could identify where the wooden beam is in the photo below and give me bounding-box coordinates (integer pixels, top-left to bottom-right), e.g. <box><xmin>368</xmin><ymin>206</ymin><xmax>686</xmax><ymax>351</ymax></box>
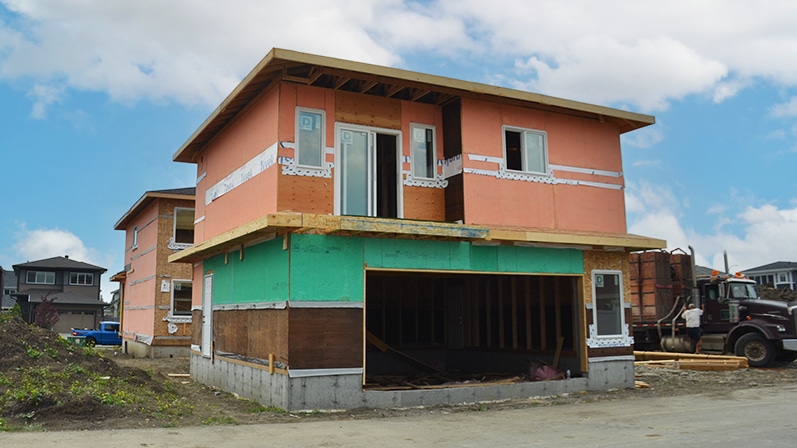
<box><xmin>539</xmin><ymin>279</ymin><xmax>547</xmax><ymax>350</ymax></box>
<box><xmin>525</xmin><ymin>276</ymin><xmax>532</xmax><ymax>349</ymax></box>
<box><xmin>511</xmin><ymin>276</ymin><xmax>518</xmax><ymax>350</ymax></box>
<box><xmin>498</xmin><ymin>278</ymin><xmax>505</xmax><ymax>349</ymax></box>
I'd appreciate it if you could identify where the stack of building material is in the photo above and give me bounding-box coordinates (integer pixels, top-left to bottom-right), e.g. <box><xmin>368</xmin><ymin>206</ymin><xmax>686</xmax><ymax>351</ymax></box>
<box><xmin>634</xmin><ymin>350</ymin><xmax>749</xmax><ymax>370</ymax></box>
<box><xmin>630</xmin><ymin>251</ymin><xmax>674</xmax><ymax>322</ymax></box>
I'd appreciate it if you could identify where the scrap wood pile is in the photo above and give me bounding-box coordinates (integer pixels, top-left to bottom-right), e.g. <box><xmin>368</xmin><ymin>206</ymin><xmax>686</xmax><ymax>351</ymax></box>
<box><xmin>634</xmin><ymin>351</ymin><xmax>749</xmax><ymax>371</ymax></box>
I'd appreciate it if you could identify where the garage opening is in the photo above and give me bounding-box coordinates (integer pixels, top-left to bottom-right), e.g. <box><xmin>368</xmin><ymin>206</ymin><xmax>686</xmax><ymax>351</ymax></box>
<box><xmin>365</xmin><ymin>271</ymin><xmax>582</xmax><ymax>390</ymax></box>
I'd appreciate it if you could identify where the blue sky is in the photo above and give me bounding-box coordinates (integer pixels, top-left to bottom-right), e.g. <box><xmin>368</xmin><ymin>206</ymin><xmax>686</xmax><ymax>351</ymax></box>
<box><xmin>2</xmin><ymin>0</ymin><xmax>797</xmax><ymax>300</ymax></box>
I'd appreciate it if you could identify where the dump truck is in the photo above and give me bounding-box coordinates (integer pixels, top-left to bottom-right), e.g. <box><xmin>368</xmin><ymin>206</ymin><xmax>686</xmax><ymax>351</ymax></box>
<box><xmin>630</xmin><ymin>248</ymin><xmax>797</xmax><ymax>367</ymax></box>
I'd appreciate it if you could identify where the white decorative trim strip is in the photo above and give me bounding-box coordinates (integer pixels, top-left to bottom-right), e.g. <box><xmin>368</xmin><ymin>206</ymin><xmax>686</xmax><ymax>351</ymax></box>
<box><xmin>129</xmin><ymin>275</ymin><xmax>156</xmax><ymax>286</ymax></box>
<box><xmin>191</xmin><ymin>344</ymin><xmax>201</xmax><ymax>352</ymax></box>
<box><xmin>163</xmin><ymin>315</ymin><xmax>192</xmax><ymax>324</ymax></box>
<box><xmin>194</xmin><ymin>215</ymin><xmax>205</xmax><ymax>225</ymax></box>
<box><xmin>279</xmin><ymin>156</ymin><xmax>333</xmax><ymax>178</ymax></box>
<box><xmin>124</xmin><ymin>305</ymin><xmax>156</xmax><ymax>310</ymax></box>
<box><xmin>586</xmin><ymin>324</ymin><xmax>634</xmax><ymax>348</ymax></box>
<box><xmin>288</xmin><ymin>368</ymin><xmax>363</xmax><ymax>378</ymax></box>
<box><xmin>403</xmin><ymin>171</ymin><xmax>448</xmax><ymax>189</ymax></box>
<box><xmin>213</xmin><ymin>301</ymin><xmax>288</xmax><ymax>311</ymax></box>
<box><xmin>467</xmin><ymin>154</ymin><xmax>504</xmax><ymax>164</ymax></box>
<box><xmin>550</xmin><ymin>164</ymin><xmax>622</xmax><ymax>178</ymax></box>
<box><xmin>288</xmin><ymin>301</ymin><xmax>364</xmax><ymax>309</ymax></box>
<box><xmin>587</xmin><ymin>355</ymin><xmax>635</xmax><ymax>362</ymax></box>
<box><xmin>442</xmin><ymin>154</ymin><xmax>463</xmax><ymax>179</ymax></box>
<box><xmin>463</xmin><ymin>167</ymin><xmax>500</xmax><ymax>177</ymax></box>
<box><xmin>196</xmin><ymin>171</ymin><xmax>207</xmax><ymax>184</ymax></box>
<box><xmin>205</xmin><ymin>142</ymin><xmax>278</xmax><ymax>205</ymax></box>
<box><xmin>168</xmin><ymin>237</ymin><xmax>194</xmax><ymax>251</ymax></box>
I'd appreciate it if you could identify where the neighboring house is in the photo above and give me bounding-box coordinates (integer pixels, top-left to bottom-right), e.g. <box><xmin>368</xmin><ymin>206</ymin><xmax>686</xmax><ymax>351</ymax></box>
<box><xmin>2</xmin><ymin>268</ymin><xmax>17</xmax><ymax>311</ymax></box>
<box><xmin>744</xmin><ymin>262</ymin><xmax>797</xmax><ymax>290</ymax></box>
<box><xmin>112</xmin><ymin>188</ymin><xmax>196</xmax><ymax>358</ymax></box>
<box><xmin>12</xmin><ymin>256</ymin><xmax>107</xmax><ymax>333</ymax></box>
<box><xmin>169</xmin><ymin>48</ymin><xmax>665</xmax><ymax>411</ymax></box>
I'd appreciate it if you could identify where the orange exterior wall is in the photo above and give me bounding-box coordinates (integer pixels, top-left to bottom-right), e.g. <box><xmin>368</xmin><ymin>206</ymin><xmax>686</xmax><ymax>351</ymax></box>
<box><xmin>122</xmin><ymin>201</ymin><xmax>159</xmax><ymax>338</ymax></box>
<box><xmin>459</xmin><ymin>97</ymin><xmax>627</xmax><ymax>234</ymax></box>
<box><xmin>121</xmin><ymin>198</ymin><xmax>193</xmax><ymax>343</ymax></box>
<box><xmin>194</xmin><ymin>85</ymin><xmax>281</xmax><ymax>241</ymax></box>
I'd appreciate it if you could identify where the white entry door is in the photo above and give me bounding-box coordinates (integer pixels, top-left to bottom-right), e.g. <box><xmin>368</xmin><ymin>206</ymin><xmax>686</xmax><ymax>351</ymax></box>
<box><xmin>201</xmin><ymin>274</ymin><xmax>213</xmax><ymax>358</ymax></box>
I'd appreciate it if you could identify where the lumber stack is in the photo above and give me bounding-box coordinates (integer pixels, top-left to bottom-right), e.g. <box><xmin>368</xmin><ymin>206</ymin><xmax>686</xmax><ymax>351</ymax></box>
<box><xmin>633</xmin><ymin>350</ymin><xmax>749</xmax><ymax>370</ymax></box>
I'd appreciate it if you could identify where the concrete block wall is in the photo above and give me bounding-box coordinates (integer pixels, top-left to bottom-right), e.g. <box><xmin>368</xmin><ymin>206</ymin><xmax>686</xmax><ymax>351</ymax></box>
<box><xmin>585</xmin><ymin>357</ymin><xmax>635</xmax><ymax>390</ymax></box>
<box><xmin>192</xmin><ymin>354</ymin><xmax>602</xmax><ymax>412</ymax></box>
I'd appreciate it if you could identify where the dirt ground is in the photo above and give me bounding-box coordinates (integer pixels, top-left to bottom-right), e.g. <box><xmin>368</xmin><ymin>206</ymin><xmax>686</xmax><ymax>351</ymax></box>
<box><xmin>2</xmin><ymin>316</ymin><xmax>797</xmax><ymax>432</ymax></box>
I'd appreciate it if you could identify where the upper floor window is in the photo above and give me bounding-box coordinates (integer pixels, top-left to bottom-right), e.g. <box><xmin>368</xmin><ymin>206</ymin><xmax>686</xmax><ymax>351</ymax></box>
<box><xmin>503</xmin><ymin>126</ymin><xmax>548</xmax><ymax>175</ymax></box>
<box><xmin>296</xmin><ymin>108</ymin><xmax>325</xmax><ymax>168</ymax></box>
<box><xmin>132</xmin><ymin>225</ymin><xmax>139</xmax><ymax>249</ymax></box>
<box><xmin>3</xmin><ymin>287</ymin><xmax>15</xmax><ymax>295</ymax></box>
<box><xmin>173</xmin><ymin>207</ymin><xmax>195</xmax><ymax>246</ymax></box>
<box><xmin>172</xmin><ymin>280</ymin><xmax>192</xmax><ymax>316</ymax></box>
<box><xmin>26</xmin><ymin>271</ymin><xmax>55</xmax><ymax>285</ymax></box>
<box><xmin>69</xmin><ymin>272</ymin><xmax>94</xmax><ymax>286</ymax></box>
<box><xmin>411</xmin><ymin>124</ymin><xmax>436</xmax><ymax>179</ymax></box>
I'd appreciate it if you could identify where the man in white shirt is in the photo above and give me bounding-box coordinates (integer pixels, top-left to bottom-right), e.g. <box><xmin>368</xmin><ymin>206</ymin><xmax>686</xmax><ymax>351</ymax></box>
<box><xmin>682</xmin><ymin>303</ymin><xmax>704</xmax><ymax>354</ymax></box>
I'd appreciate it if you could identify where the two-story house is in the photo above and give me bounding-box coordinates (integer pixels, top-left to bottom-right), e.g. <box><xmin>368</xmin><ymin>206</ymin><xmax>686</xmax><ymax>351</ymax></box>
<box><xmin>12</xmin><ymin>256</ymin><xmax>107</xmax><ymax>333</ymax></box>
<box><xmin>169</xmin><ymin>48</ymin><xmax>665</xmax><ymax>411</ymax></box>
<box><xmin>112</xmin><ymin>187</ymin><xmax>196</xmax><ymax>358</ymax></box>
<box><xmin>745</xmin><ymin>261</ymin><xmax>797</xmax><ymax>290</ymax></box>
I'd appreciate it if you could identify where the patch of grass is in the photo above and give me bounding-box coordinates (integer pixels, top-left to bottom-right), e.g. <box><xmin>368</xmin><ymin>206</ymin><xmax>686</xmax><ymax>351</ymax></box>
<box><xmin>248</xmin><ymin>404</ymin><xmax>287</xmax><ymax>414</ymax></box>
<box><xmin>201</xmin><ymin>415</ymin><xmax>237</xmax><ymax>425</ymax></box>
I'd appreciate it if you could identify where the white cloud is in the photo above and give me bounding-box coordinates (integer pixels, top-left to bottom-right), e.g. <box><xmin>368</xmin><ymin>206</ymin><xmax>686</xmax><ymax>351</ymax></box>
<box><xmin>27</xmin><ymin>83</ymin><xmax>63</xmax><ymax>119</ymax></box>
<box><xmin>3</xmin><ymin>0</ymin><xmax>797</xmax><ymax>116</ymax></box>
<box><xmin>772</xmin><ymin>97</ymin><xmax>797</xmax><ymax>117</ymax></box>
<box><xmin>627</xmin><ymin>181</ymin><xmax>797</xmax><ymax>272</ymax></box>
<box><xmin>10</xmin><ymin>226</ymin><xmax>117</xmax><ymax>300</ymax></box>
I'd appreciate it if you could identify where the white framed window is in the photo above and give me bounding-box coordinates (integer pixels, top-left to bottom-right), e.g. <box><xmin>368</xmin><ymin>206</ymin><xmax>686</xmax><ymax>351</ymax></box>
<box><xmin>26</xmin><ymin>271</ymin><xmax>55</xmax><ymax>285</ymax></box>
<box><xmin>410</xmin><ymin>124</ymin><xmax>436</xmax><ymax>179</ymax></box>
<box><xmin>132</xmin><ymin>225</ymin><xmax>139</xmax><ymax>250</ymax></box>
<box><xmin>171</xmin><ymin>280</ymin><xmax>193</xmax><ymax>316</ymax></box>
<box><xmin>295</xmin><ymin>107</ymin><xmax>325</xmax><ymax>168</ymax></box>
<box><xmin>503</xmin><ymin>126</ymin><xmax>548</xmax><ymax>175</ymax></box>
<box><xmin>69</xmin><ymin>272</ymin><xmax>94</xmax><ymax>286</ymax></box>
<box><xmin>778</xmin><ymin>273</ymin><xmax>787</xmax><ymax>283</ymax></box>
<box><xmin>592</xmin><ymin>270</ymin><xmax>624</xmax><ymax>337</ymax></box>
<box><xmin>173</xmin><ymin>207</ymin><xmax>195</xmax><ymax>245</ymax></box>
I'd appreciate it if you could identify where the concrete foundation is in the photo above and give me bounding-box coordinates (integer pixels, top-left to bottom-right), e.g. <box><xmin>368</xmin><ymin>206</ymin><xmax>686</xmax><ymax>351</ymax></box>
<box><xmin>190</xmin><ymin>354</ymin><xmax>623</xmax><ymax>412</ymax></box>
<box><xmin>124</xmin><ymin>339</ymin><xmax>190</xmax><ymax>359</ymax></box>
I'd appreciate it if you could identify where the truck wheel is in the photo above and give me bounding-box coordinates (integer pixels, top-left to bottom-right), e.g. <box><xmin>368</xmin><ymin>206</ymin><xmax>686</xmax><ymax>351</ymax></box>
<box><xmin>734</xmin><ymin>333</ymin><xmax>775</xmax><ymax>367</ymax></box>
<box><xmin>85</xmin><ymin>337</ymin><xmax>97</xmax><ymax>347</ymax></box>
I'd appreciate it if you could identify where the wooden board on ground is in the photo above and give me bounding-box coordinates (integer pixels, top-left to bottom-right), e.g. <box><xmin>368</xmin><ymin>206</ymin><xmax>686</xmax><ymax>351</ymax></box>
<box><xmin>634</xmin><ymin>350</ymin><xmax>749</xmax><ymax>368</ymax></box>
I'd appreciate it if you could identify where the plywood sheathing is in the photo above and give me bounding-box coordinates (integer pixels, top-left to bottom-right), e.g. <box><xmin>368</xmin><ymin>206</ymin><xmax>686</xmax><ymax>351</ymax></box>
<box><xmin>169</xmin><ymin>212</ymin><xmax>664</xmax><ymax>264</ymax></box>
<box><xmin>583</xmin><ymin>250</ymin><xmax>633</xmax><ymax>361</ymax></box>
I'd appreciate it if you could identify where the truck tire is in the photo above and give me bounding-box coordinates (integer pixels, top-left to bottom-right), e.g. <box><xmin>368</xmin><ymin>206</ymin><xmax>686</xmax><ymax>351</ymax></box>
<box><xmin>734</xmin><ymin>333</ymin><xmax>775</xmax><ymax>367</ymax></box>
<box><xmin>85</xmin><ymin>337</ymin><xmax>97</xmax><ymax>347</ymax></box>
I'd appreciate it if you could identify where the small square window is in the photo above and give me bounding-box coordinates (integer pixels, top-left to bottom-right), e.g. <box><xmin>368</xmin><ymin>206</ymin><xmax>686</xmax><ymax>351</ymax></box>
<box><xmin>174</xmin><ymin>208</ymin><xmax>195</xmax><ymax>245</ymax></box>
<box><xmin>296</xmin><ymin>108</ymin><xmax>325</xmax><ymax>168</ymax></box>
<box><xmin>172</xmin><ymin>280</ymin><xmax>192</xmax><ymax>316</ymax></box>
<box><xmin>411</xmin><ymin>124</ymin><xmax>436</xmax><ymax>179</ymax></box>
<box><xmin>504</xmin><ymin>126</ymin><xmax>548</xmax><ymax>175</ymax></box>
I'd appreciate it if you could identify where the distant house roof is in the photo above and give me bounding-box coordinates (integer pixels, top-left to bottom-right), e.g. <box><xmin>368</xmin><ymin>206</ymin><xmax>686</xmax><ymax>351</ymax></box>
<box><xmin>173</xmin><ymin>48</ymin><xmax>656</xmax><ymax>164</ymax></box>
<box><xmin>743</xmin><ymin>261</ymin><xmax>797</xmax><ymax>273</ymax></box>
<box><xmin>115</xmin><ymin>187</ymin><xmax>197</xmax><ymax>230</ymax></box>
<box><xmin>13</xmin><ymin>289</ymin><xmax>106</xmax><ymax>305</ymax></box>
<box><xmin>695</xmin><ymin>265</ymin><xmax>715</xmax><ymax>277</ymax></box>
<box><xmin>12</xmin><ymin>256</ymin><xmax>107</xmax><ymax>273</ymax></box>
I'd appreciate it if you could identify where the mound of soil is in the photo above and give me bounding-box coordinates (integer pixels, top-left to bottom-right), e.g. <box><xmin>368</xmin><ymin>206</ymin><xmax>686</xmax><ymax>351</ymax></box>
<box><xmin>2</xmin><ymin>315</ymin><xmax>796</xmax><ymax>432</ymax></box>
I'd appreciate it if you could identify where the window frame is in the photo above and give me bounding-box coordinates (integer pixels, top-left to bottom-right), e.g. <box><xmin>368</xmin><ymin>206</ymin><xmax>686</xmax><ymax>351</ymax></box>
<box><xmin>592</xmin><ymin>270</ymin><xmax>625</xmax><ymax>338</ymax></box>
<box><xmin>26</xmin><ymin>271</ymin><xmax>55</xmax><ymax>285</ymax></box>
<box><xmin>295</xmin><ymin>107</ymin><xmax>326</xmax><ymax>169</ymax></box>
<box><xmin>171</xmin><ymin>279</ymin><xmax>193</xmax><ymax>317</ymax></box>
<box><xmin>410</xmin><ymin>123</ymin><xmax>437</xmax><ymax>180</ymax></box>
<box><xmin>132</xmin><ymin>225</ymin><xmax>139</xmax><ymax>250</ymax></box>
<box><xmin>502</xmin><ymin>125</ymin><xmax>548</xmax><ymax>176</ymax></box>
<box><xmin>173</xmin><ymin>207</ymin><xmax>196</xmax><ymax>246</ymax></box>
<box><xmin>69</xmin><ymin>272</ymin><xmax>94</xmax><ymax>286</ymax></box>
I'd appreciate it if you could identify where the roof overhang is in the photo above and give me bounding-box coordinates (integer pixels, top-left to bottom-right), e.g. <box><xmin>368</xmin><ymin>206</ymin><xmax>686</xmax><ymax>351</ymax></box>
<box><xmin>115</xmin><ymin>190</ymin><xmax>196</xmax><ymax>230</ymax></box>
<box><xmin>169</xmin><ymin>212</ymin><xmax>666</xmax><ymax>264</ymax></box>
<box><xmin>173</xmin><ymin>48</ymin><xmax>656</xmax><ymax>164</ymax></box>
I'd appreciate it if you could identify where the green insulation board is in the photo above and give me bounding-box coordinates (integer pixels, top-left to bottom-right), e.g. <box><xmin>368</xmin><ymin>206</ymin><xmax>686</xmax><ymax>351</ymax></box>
<box><xmin>203</xmin><ymin>237</ymin><xmax>289</xmax><ymax>305</ymax></box>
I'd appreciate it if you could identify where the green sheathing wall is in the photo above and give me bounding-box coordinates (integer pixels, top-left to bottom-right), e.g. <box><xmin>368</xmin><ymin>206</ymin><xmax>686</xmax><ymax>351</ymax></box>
<box><xmin>203</xmin><ymin>238</ymin><xmax>289</xmax><ymax>305</ymax></box>
<box><xmin>289</xmin><ymin>234</ymin><xmax>584</xmax><ymax>303</ymax></box>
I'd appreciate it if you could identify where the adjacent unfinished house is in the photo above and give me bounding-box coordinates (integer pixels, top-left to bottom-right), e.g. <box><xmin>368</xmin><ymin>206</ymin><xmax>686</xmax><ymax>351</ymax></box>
<box><xmin>113</xmin><ymin>188</ymin><xmax>196</xmax><ymax>358</ymax></box>
<box><xmin>169</xmin><ymin>48</ymin><xmax>665</xmax><ymax>411</ymax></box>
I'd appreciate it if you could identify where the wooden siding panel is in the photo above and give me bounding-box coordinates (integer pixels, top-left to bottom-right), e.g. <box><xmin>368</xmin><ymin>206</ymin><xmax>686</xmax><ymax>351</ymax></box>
<box><xmin>403</xmin><ymin>186</ymin><xmax>445</xmax><ymax>221</ymax></box>
<box><xmin>288</xmin><ymin>308</ymin><xmax>363</xmax><ymax>369</ymax></box>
